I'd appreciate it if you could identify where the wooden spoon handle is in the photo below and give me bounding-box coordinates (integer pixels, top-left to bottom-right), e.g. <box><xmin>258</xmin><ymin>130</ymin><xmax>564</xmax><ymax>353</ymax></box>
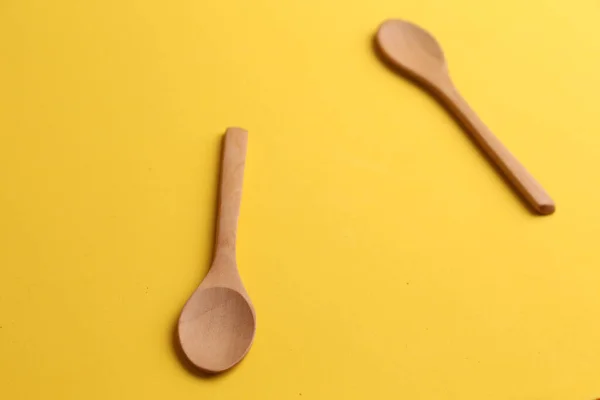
<box><xmin>215</xmin><ymin>127</ymin><xmax>248</xmax><ymax>253</ymax></box>
<box><xmin>442</xmin><ymin>87</ymin><xmax>555</xmax><ymax>215</ymax></box>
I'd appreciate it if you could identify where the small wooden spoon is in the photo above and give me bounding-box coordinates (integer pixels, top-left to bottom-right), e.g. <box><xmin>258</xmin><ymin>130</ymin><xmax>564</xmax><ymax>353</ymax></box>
<box><xmin>376</xmin><ymin>19</ymin><xmax>555</xmax><ymax>215</ymax></box>
<box><xmin>178</xmin><ymin>127</ymin><xmax>256</xmax><ymax>373</ymax></box>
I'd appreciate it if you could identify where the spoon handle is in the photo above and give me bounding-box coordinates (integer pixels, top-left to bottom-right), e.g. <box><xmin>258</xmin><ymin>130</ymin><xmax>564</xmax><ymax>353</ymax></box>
<box><xmin>442</xmin><ymin>87</ymin><xmax>555</xmax><ymax>215</ymax></box>
<box><xmin>215</xmin><ymin>127</ymin><xmax>248</xmax><ymax>253</ymax></box>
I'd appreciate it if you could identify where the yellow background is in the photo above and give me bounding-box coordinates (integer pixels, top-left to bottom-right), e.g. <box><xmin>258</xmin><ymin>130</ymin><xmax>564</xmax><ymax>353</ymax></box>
<box><xmin>1</xmin><ymin>0</ymin><xmax>599</xmax><ymax>398</ymax></box>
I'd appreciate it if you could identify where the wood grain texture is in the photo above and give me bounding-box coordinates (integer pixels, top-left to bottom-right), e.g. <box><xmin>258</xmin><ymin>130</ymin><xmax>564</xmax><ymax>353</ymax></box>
<box><xmin>376</xmin><ymin>19</ymin><xmax>555</xmax><ymax>215</ymax></box>
<box><xmin>178</xmin><ymin>127</ymin><xmax>256</xmax><ymax>374</ymax></box>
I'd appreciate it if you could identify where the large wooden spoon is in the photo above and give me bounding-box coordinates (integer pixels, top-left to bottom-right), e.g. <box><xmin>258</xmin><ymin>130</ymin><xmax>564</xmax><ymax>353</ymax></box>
<box><xmin>178</xmin><ymin>127</ymin><xmax>256</xmax><ymax>373</ymax></box>
<box><xmin>376</xmin><ymin>19</ymin><xmax>555</xmax><ymax>215</ymax></box>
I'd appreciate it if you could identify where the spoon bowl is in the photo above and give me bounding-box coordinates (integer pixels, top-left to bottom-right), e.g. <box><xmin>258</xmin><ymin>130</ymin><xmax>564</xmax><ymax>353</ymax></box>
<box><xmin>375</xmin><ymin>19</ymin><xmax>555</xmax><ymax>215</ymax></box>
<box><xmin>377</xmin><ymin>19</ymin><xmax>448</xmax><ymax>89</ymax></box>
<box><xmin>179</xmin><ymin>286</ymin><xmax>255</xmax><ymax>373</ymax></box>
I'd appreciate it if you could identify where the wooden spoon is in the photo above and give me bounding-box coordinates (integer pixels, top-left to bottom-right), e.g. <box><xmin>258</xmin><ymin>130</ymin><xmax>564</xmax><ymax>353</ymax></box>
<box><xmin>178</xmin><ymin>127</ymin><xmax>256</xmax><ymax>373</ymax></box>
<box><xmin>376</xmin><ymin>19</ymin><xmax>555</xmax><ymax>215</ymax></box>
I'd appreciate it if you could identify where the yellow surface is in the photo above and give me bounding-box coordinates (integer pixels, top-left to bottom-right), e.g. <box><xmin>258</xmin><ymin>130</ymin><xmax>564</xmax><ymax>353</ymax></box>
<box><xmin>1</xmin><ymin>0</ymin><xmax>599</xmax><ymax>398</ymax></box>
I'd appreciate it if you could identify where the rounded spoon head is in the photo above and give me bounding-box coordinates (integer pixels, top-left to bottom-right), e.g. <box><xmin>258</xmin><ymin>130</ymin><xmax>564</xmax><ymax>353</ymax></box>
<box><xmin>376</xmin><ymin>19</ymin><xmax>449</xmax><ymax>89</ymax></box>
<box><xmin>178</xmin><ymin>286</ymin><xmax>256</xmax><ymax>373</ymax></box>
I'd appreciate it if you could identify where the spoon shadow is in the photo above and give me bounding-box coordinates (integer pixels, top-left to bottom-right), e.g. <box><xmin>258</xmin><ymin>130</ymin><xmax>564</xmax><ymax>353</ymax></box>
<box><xmin>371</xmin><ymin>34</ymin><xmax>539</xmax><ymax>216</ymax></box>
<box><xmin>171</xmin><ymin>316</ymin><xmax>221</xmax><ymax>379</ymax></box>
<box><xmin>171</xmin><ymin>315</ymin><xmax>235</xmax><ymax>380</ymax></box>
<box><xmin>170</xmin><ymin>132</ymin><xmax>235</xmax><ymax>379</ymax></box>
